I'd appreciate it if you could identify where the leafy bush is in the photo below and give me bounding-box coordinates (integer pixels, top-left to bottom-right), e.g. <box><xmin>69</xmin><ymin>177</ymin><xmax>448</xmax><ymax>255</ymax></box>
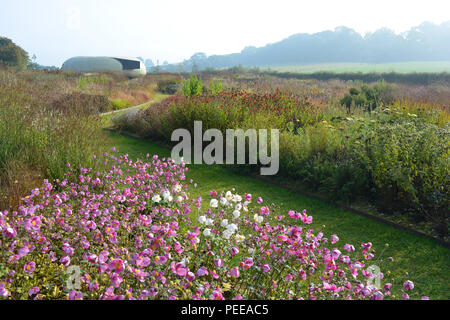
<box><xmin>182</xmin><ymin>75</ymin><xmax>203</xmax><ymax>96</ymax></box>
<box><xmin>157</xmin><ymin>80</ymin><xmax>180</xmax><ymax>94</ymax></box>
<box><xmin>112</xmin><ymin>83</ymin><xmax>449</xmax><ymax>238</ymax></box>
<box><xmin>0</xmin><ymin>37</ymin><xmax>29</xmax><ymax>71</ymax></box>
<box><xmin>0</xmin><ymin>152</ymin><xmax>425</xmax><ymax>300</ymax></box>
<box><xmin>341</xmin><ymin>81</ymin><xmax>395</xmax><ymax>112</ymax></box>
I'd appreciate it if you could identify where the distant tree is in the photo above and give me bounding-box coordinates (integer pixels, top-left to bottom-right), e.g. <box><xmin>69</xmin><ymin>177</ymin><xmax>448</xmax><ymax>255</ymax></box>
<box><xmin>157</xmin><ymin>21</ymin><xmax>450</xmax><ymax>71</ymax></box>
<box><xmin>137</xmin><ymin>56</ymin><xmax>145</xmax><ymax>62</ymax></box>
<box><xmin>0</xmin><ymin>37</ymin><xmax>29</xmax><ymax>70</ymax></box>
<box><xmin>27</xmin><ymin>54</ymin><xmax>40</xmax><ymax>70</ymax></box>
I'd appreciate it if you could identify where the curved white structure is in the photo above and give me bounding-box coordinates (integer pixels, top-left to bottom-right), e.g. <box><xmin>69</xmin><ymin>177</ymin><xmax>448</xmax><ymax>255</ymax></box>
<box><xmin>61</xmin><ymin>56</ymin><xmax>146</xmax><ymax>78</ymax></box>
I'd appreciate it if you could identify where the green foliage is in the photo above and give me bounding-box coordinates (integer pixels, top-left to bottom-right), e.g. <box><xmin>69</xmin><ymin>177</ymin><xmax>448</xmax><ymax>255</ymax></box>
<box><xmin>208</xmin><ymin>79</ymin><xmax>223</xmax><ymax>95</ymax></box>
<box><xmin>182</xmin><ymin>75</ymin><xmax>203</xmax><ymax>96</ymax></box>
<box><xmin>112</xmin><ymin>80</ymin><xmax>449</xmax><ymax>238</ymax></box>
<box><xmin>0</xmin><ymin>37</ymin><xmax>29</xmax><ymax>71</ymax></box>
<box><xmin>340</xmin><ymin>81</ymin><xmax>395</xmax><ymax>111</ymax></box>
<box><xmin>157</xmin><ymin>79</ymin><xmax>180</xmax><ymax>94</ymax></box>
<box><xmin>0</xmin><ymin>71</ymin><xmax>108</xmax><ymax>209</ymax></box>
<box><xmin>111</xmin><ymin>98</ymin><xmax>132</xmax><ymax>110</ymax></box>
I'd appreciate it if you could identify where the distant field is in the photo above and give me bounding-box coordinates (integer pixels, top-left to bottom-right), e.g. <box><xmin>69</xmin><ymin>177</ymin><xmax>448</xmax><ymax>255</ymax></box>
<box><xmin>263</xmin><ymin>61</ymin><xmax>450</xmax><ymax>74</ymax></box>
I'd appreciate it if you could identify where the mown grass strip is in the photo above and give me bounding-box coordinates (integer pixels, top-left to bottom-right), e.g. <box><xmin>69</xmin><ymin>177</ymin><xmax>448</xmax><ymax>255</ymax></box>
<box><xmin>104</xmin><ymin>129</ymin><xmax>450</xmax><ymax>299</ymax></box>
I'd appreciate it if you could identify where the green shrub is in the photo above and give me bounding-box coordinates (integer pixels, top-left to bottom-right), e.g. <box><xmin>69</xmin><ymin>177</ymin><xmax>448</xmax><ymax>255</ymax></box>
<box><xmin>157</xmin><ymin>80</ymin><xmax>180</xmax><ymax>94</ymax></box>
<box><xmin>182</xmin><ymin>75</ymin><xmax>203</xmax><ymax>96</ymax></box>
<box><xmin>341</xmin><ymin>81</ymin><xmax>395</xmax><ymax>111</ymax></box>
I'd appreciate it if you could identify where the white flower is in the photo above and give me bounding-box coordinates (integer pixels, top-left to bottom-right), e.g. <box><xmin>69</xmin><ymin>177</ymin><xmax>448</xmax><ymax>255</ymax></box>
<box><xmin>166</xmin><ymin>195</ymin><xmax>173</xmax><ymax>202</ymax></box>
<box><xmin>221</xmin><ymin>219</ymin><xmax>229</xmax><ymax>227</ymax></box>
<box><xmin>235</xmin><ymin>234</ymin><xmax>245</xmax><ymax>242</ymax></box>
<box><xmin>243</xmin><ymin>205</ymin><xmax>248</xmax><ymax>212</ymax></box>
<box><xmin>177</xmin><ymin>196</ymin><xmax>183</xmax><ymax>202</ymax></box>
<box><xmin>227</xmin><ymin>223</ymin><xmax>238</xmax><ymax>232</ymax></box>
<box><xmin>173</xmin><ymin>184</ymin><xmax>182</xmax><ymax>193</ymax></box>
<box><xmin>233</xmin><ymin>210</ymin><xmax>241</xmax><ymax>219</ymax></box>
<box><xmin>220</xmin><ymin>197</ymin><xmax>228</xmax><ymax>206</ymax></box>
<box><xmin>248</xmin><ymin>248</ymin><xmax>254</xmax><ymax>254</ymax></box>
<box><xmin>253</xmin><ymin>214</ymin><xmax>263</xmax><ymax>224</ymax></box>
<box><xmin>233</xmin><ymin>194</ymin><xmax>242</xmax><ymax>202</ymax></box>
<box><xmin>198</xmin><ymin>215</ymin><xmax>207</xmax><ymax>224</ymax></box>
<box><xmin>162</xmin><ymin>190</ymin><xmax>171</xmax><ymax>200</ymax></box>
<box><xmin>222</xmin><ymin>229</ymin><xmax>233</xmax><ymax>240</ymax></box>
<box><xmin>205</xmin><ymin>218</ymin><xmax>214</xmax><ymax>226</ymax></box>
<box><xmin>203</xmin><ymin>228</ymin><xmax>211</xmax><ymax>237</ymax></box>
<box><xmin>152</xmin><ymin>195</ymin><xmax>161</xmax><ymax>203</ymax></box>
<box><xmin>235</xmin><ymin>203</ymin><xmax>242</xmax><ymax>211</ymax></box>
<box><xmin>225</xmin><ymin>191</ymin><xmax>233</xmax><ymax>201</ymax></box>
<box><xmin>210</xmin><ymin>199</ymin><xmax>218</xmax><ymax>208</ymax></box>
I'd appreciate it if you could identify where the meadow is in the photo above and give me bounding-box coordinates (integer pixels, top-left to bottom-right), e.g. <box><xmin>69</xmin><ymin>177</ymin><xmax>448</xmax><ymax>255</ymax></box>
<box><xmin>263</xmin><ymin>61</ymin><xmax>450</xmax><ymax>74</ymax></box>
<box><xmin>0</xmin><ymin>69</ymin><xmax>449</xmax><ymax>300</ymax></box>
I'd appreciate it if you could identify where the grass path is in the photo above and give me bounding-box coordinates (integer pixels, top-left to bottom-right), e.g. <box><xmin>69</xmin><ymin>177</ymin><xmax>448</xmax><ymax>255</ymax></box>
<box><xmin>101</xmin><ymin>93</ymin><xmax>170</xmax><ymax>127</ymax></box>
<box><xmin>104</xmin><ymin>130</ymin><xmax>450</xmax><ymax>299</ymax></box>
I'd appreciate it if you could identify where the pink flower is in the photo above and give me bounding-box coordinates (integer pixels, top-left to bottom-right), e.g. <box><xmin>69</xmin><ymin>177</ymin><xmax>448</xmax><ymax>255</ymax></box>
<box><xmin>259</xmin><ymin>206</ymin><xmax>270</xmax><ymax>216</ymax></box>
<box><xmin>344</xmin><ymin>244</ymin><xmax>355</xmax><ymax>252</ymax></box>
<box><xmin>88</xmin><ymin>254</ymin><xmax>98</xmax><ymax>264</ymax></box>
<box><xmin>154</xmin><ymin>256</ymin><xmax>167</xmax><ymax>265</ymax></box>
<box><xmin>108</xmin><ymin>259</ymin><xmax>124</xmax><ymax>273</ymax></box>
<box><xmin>403</xmin><ymin>280</ymin><xmax>414</xmax><ymax>291</ymax></box>
<box><xmin>288</xmin><ymin>210</ymin><xmax>300</xmax><ymax>219</ymax></box>
<box><xmin>28</xmin><ymin>286</ymin><xmax>40</xmax><ymax>296</ymax></box>
<box><xmin>230</xmin><ymin>267</ymin><xmax>240</xmax><ymax>278</ymax></box>
<box><xmin>214</xmin><ymin>259</ymin><xmax>223</xmax><ymax>268</ymax></box>
<box><xmin>301</xmin><ymin>214</ymin><xmax>312</xmax><ymax>224</ymax></box>
<box><xmin>370</xmin><ymin>291</ymin><xmax>384</xmax><ymax>300</ymax></box>
<box><xmin>230</xmin><ymin>247</ymin><xmax>239</xmax><ymax>255</ymax></box>
<box><xmin>111</xmin><ymin>273</ymin><xmax>123</xmax><ymax>288</ymax></box>
<box><xmin>330</xmin><ymin>235</ymin><xmax>339</xmax><ymax>244</ymax></box>
<box><xmin>3</xmin><ymin>227</ymin><xmax>17</xmax><ymax>238</ymax></box>
<box><xmin>262</xmin><ymin>264</ymin><xmax>270</xmax><ymax>272</ymax></box>
<box><xmin>331</xmin><ymin>249</ymin><xmax>341</xmax><ymax>260</ymax></box>
<box><xmin>172</xmin><ymin>262</ymin><xmax>187</xmax><ymax>277</ymax></box>
<box><xmin>209</xmin><ymin>190</ymin><xmax>218</xmax><ymax>197</ymax></box>
<box><xmin>69</xmin><ymin>290</ymin><xmax>83</xmax><ymax>300</ymax></box>
<box><xmin>24</xmin><ymin>261</ymin><xmax>36</xmax><ymax>273</ymax></box>
<box><xmin>211</xmin><ymin>290</ymin><xmax>223</xmax><ymax>300</ymax></box>
<box><xmin>60</xmin><ymin>256</ymin><xmax>71</xmax><ymax>267</ymax></box>
<box><xmin>187</xmin><ymin>272</ymin><xmax>196</xmax><ymax>282</ymax></box>
<box><xmin>256</xmin><ymin>197</ymin><xmax>263</xmax><ymax>204</ymax></box>
<box><xmin>197</xmin><ymin>267</ymin><xmax>209</xmax><ymax>276</ymax></box>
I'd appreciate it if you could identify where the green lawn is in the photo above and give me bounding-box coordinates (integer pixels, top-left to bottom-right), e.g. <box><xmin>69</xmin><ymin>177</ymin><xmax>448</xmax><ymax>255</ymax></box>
<box><xmin>264</xmin><ymin>61</ymin><xmax>450</xmax><ymax>74</ymax></box>
<box><xmin>105</xmin><ymin>130</ymin><xmax>450</xmax><ymax>299</ymax></box>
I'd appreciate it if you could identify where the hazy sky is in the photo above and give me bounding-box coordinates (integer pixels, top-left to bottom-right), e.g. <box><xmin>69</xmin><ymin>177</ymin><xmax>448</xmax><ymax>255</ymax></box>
<box><xmin>1</xmin><ymin>0</ymin><xmax>449</xmax><ymax>66</ymax></box>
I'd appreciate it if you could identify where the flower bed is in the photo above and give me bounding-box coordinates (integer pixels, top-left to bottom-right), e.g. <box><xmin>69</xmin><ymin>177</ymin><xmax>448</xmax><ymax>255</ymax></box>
<box><xmin>0</xmin><ymin>151</ymin><xmax>426</xmax><ymax>300</ymax></box>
